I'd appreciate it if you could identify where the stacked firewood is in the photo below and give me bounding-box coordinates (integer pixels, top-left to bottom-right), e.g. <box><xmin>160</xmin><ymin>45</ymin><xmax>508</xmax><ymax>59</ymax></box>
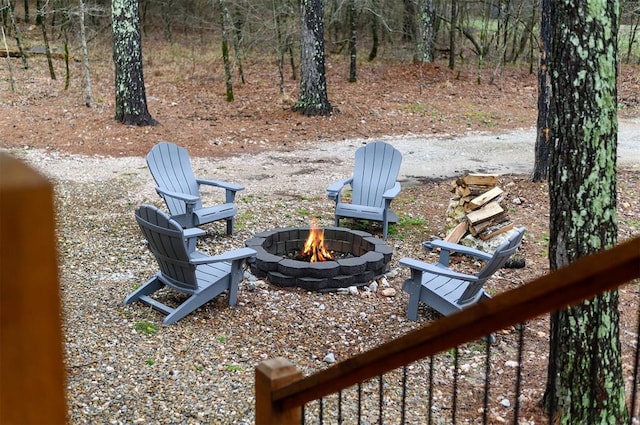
<box><xmin>445</xmin><ymin>173</ymin><xmax>514</xmax><ymax>243</ymax></box>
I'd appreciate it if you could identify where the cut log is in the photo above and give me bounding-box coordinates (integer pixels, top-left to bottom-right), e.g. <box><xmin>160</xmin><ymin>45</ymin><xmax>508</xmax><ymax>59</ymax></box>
<box><xmin>466</xmin><ymin>201</ymin><xmax>504</xmax><ymax>225</ymax></box>
<box><xmin>444</xmin><ymin>221</ymin><xmax>468</xmax><ymax>244</ymax></box>
<box><xmin>462</xmin><ymin>173</ymin><xmax>499</xmax><ymax>187</ymax></box>
<box><xmin>467</xmin><ymin>187</ymin><xmax>504</xmax><ymax>210</ymax></box>
<box><xmin>478</xmin><ymin>221</ymin><xmax>515</xmax><ymax>241</ymax></box>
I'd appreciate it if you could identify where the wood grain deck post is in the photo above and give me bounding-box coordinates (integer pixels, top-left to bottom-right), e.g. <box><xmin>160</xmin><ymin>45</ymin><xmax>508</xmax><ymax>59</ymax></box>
<box><xmin>255</xmin><ymin>357</ymin><xmax>303</xmax><ymax>425</ymax></box>
<box><xmin>0</xmin><ymin>153</ymin><xmax>67</xmax><ymax>424</ymax></box>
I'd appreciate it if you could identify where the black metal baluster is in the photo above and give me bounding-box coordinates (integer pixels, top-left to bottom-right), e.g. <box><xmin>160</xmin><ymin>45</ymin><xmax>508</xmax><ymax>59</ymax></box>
<box><xmin>319</xmin><ymin>397</ymin><xmax>323</xmax><ymax>425</ymax></box>
<box><xmin>400</xmin><ymin>365</ymin><xmax>407</xmax><ymax>424</ymax></box>
<box><xmin>630</xmin><ymin>300</ymin><xmax>640</xmax><ymax>425</ymax></box>
<box><xmin>378</xmin><ymin>374</ymin><xmax>384</xmax><ymax>424</ymax></box>
<box><xmin>428</xmin><ymin>356</ymin><xmax>434</xmax><ymax>425</ymax></box>
<box><xmin>338</xmin><ymin>390</ymin><xmax>343</xmax><ymax>425</ymax></box>
<box><xmin>452</xmin><ymin>347</ymin><xmax>459</xmax><ymax>425</ymax></box>
<box><xmin>513</xmin><ymin>323</ymin><xmax>525</xmax><ymax>424</ymax></box>
<box><xmin>357</xmin><ymin>382</ymin><xmax>362</xmax><ymax>425</ymax></box>
<box><xmin>483</xmin><ymin>337</ymin><xmax>491</xmax><ymax>425</ymax></box>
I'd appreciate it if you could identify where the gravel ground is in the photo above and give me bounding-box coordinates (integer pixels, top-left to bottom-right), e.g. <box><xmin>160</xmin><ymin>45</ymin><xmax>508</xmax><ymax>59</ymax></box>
<box><xmin>9</xmin><ymin>144</ymin><xmax>640</xmax><ymax>425</ymax></box>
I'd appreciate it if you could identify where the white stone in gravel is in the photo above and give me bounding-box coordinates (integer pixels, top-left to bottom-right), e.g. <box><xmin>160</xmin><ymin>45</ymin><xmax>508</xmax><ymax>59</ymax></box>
<box><xmin>380</xmin><ymin>277</ymin><xmax>390</xmax><ymax>287</ymax></box>
<box><xmin>500</xmin><ymin>398</ymin><xmax>511</xmax><ymax>407</ymax></box>
<box><xmin>505</xmin><ymin>360</ymin><xmax>519</xmax><ymax>368</ymax></box>
<box><xmin>323</xmin><ymin>353</ymin><xmax>336</xmax><ymax>363</ymax></box>
<box><xmin>368</xmin><ymin>281</ymin><xmax>378</xmax><ymax>292</ymax></box>
<box><xmin>348</xmin><ymin>286</ymin><xmax>358</xmax><ymax>295</ymax></box>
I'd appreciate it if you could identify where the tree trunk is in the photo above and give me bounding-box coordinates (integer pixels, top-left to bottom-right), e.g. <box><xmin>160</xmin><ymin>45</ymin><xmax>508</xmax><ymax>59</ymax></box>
<box><xmin>544</xmin><ymin>1</ymin><xmax>627</xmax><ymax>423</ymax></box>
<box><xmin>532</xmin><ymin>0</ymin><xmax>550</xmax><ymax>182</ymax></box>
<box><xmin>219</xmin><ymin>0</ymin><xmax>234</xmax><ymax>102</ymax></box>
<box><xmin>416</xmin><ymin>0</ymin><xmax>435</xmax><ymax>64</ymax></box>
<box><xmin>36</xmin><ymin>0</ymin><xmax>56</xmax><ymax>80</ymax></box>
<box><xmin>348</xmin><ymin>0</ymin><xmax>356</xmax><ymax>83</ymax></box>
<box><xmin>293</xmin><ymin>0</ymin><xmax>332</xmax><ymax>116</ymax></box>
<box><xmin>111</xmin><ymin>0</ymin><xmax>157</xmax><ymax>126</ymax></box>
<box><xmin>448</xmin><ymin>0</ymin><xmax>457</xmax><ymax>70</ymax></box>
<box><xmin>367</xmin><ymin>0</ymin><xmax>379</xmax><ymax>61</ymax></box>
<box><xmin>79</xmin><ymin>0</ymin><xmax>92</xmax><ymax>107</ymax></box>
<box><xmin>8</xmin><ymin>0</ymin><xmax>28</xmax><ymax>69</ymax></box>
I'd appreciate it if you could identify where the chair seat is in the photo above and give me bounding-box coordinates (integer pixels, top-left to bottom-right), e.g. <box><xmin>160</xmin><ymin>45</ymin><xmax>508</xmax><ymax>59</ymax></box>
<box><xmin>170</xmin><ymin>203</ymin><xmax>237</xmax><ymax>228</ymax></box>
<box><xmin>335</xmin><ymin>203</ymin><xmax>400</xmax><ymax>222</ymax></box>
<box><xmin>403</xmin><ymin>274</ymin><xmax>486</xmax><ymax>317</ymax></box>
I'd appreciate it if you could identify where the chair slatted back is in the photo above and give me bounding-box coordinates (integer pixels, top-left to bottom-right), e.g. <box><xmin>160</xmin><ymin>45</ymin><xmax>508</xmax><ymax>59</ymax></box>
<box><xmin>135</xmin><ymin>205</ymin><xmax>198</xmax><ymax>291</ymax></box>
<box><xmin>458</xmin><ymin>227</ymin><xmax>526</xmax><ymax>304</ymax></box>
<box><xmin>146</xmin><ymin>142</ymin><xmax>203</xmax><ymax>216</ymax></box>
<box><xmin>351</xmin><ymin>142</ymin><xmax>402</xmax><ymax>208</ymax></box>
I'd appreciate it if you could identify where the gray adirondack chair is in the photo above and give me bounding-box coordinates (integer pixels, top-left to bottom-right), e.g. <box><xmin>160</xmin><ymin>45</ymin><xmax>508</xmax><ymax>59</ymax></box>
<box><xmin>125</xmin><ymin>204</ymin><xmax>256</xmax><ymax>325</ymax></box>
<box><xmin>146</xmin><ymin>141</ymin><xmax>243</xmax><ymax>235</ymax></box>
<box><xmin>400</xmin><ymin>227</ymin><xmax>526</xmax><ymax>320</ymax></box>
<box><xmin>327</xmin><ymin>141</ymin><xmax>403</xmax><ymax>240</ymax></box>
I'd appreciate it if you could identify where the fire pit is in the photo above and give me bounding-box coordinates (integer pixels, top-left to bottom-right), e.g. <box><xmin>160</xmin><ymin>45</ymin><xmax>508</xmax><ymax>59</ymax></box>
<box><xmin>245</xmin><ymin>226</ymin><xmax>392</xmax><ymax>291</ymax></box>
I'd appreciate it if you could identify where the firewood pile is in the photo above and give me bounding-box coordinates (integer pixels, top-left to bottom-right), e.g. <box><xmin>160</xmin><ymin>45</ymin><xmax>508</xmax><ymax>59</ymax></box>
<box><xmin>444</xmin><ymin>173</ymin><xmax>515</xmax><ymax>243</ymax></box>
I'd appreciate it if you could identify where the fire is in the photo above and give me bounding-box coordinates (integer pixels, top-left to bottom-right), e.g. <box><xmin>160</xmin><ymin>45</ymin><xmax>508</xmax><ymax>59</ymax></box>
<box><xmin>302</xmin><ymin>219</ymin><xmax>335</xmax><ymax>262</ymax></box>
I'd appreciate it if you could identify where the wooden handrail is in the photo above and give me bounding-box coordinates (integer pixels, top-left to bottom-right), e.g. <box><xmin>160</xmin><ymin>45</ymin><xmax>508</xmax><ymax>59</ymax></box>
<box><xmin>0</xmin><ymin>153</ymin><xmax>68</xmax><ymax>424</ymax></box>
<box><xmin>256</xmin><ymin>236</ymin><xmax>640</xmax><ymax>420</ymax></box>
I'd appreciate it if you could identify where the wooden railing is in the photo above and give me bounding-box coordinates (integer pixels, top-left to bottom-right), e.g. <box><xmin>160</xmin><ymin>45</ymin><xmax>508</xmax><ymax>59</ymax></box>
<box><xmin>0</xmin><ymin>154</ymin><xmax>68</xmax><ymax>424</ymax></box>
<box><xmin>255</xmin><ymin>236</ymin><xmax>640</xmax><ymax>424</ymax></box>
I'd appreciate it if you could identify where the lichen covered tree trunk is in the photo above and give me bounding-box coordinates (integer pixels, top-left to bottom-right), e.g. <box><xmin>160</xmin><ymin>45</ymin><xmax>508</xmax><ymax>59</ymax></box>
<box><xmin>544</xmin><ymin>1</ymin><xmax>627</xmax><ymax>423</ymax></box>
<box><xmin>293</xmin><ymin>0</ymin><xmax>332</xmax><ymax>116</ymax></box>
<box><xmin>112</xmin><ymin>0</ymin><xmax>157</xmax><ymax>126</ymax></box>
<box><xmin>416</xmin><ymin>0</ymin><xmax>435</xmax><ymax>64</ymax></box>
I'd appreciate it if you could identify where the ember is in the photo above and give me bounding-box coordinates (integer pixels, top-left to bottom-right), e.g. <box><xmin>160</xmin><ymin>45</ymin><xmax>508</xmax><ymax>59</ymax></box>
<box><xmin>301</xmin><ymin>219</ymin><xmax>335</xmax><ymax>262</ymax></box>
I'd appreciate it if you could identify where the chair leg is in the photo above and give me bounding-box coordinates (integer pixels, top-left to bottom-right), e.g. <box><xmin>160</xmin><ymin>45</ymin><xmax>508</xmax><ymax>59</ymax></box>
<box><xmin>124</xmin><ymin>276</ymin><xmax>164</xmax><ymax>304</ymax></box>
<box><xmin>404</xmin><ymin>279</ymin><xmax>421</xmax><ymax>321</ymax></box>
<box><xmin>226</xmin><ymin>218</ymin><xmax>234</xmax><ymax>235</ymax></box>
<box><xmin>335</xmin><ymin>215</ymin><xmax>340</xmax><ymax>227</ymax></box>
<box><xmin>382</xmin><ymin>219</ymin><xmax>388</xmax><ymax>240</ymax></box>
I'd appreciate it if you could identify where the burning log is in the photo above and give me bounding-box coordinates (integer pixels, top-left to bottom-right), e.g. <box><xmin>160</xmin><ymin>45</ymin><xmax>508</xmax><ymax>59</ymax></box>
<box><xmin>301</xmin><ymin>219</ymin><xmax>335</xmax><ymax>262</ymax></box>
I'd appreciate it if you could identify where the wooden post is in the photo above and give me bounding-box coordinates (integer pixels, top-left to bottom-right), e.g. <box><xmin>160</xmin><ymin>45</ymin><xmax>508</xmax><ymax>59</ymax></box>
<box><xmin>0</xmin><ymin>153</ymin><xmax>67</xmax><ymax>424</ymax></box>
<box><xmin>255</xmin><ymin>357</ymin><xmax>303</xmax><ymax>425</ymax></box>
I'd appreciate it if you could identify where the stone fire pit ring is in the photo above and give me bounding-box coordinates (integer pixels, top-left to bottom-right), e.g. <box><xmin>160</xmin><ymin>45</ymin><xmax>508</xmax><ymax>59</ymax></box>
<box><xmin>245</xmin><ymin>227</ymin><xmax>393</xmax><ymax>291</ymax></box>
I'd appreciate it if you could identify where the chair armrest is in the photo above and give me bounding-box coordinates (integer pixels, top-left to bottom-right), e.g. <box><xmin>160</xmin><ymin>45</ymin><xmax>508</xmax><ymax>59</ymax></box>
<box><xmin>327</xmin><ymin>177</ymin><xmax>353</xmax><ymax>200</ymax></box>
<box><xmin>155</xmin><ymin>186</ymin><xmax>199</xmax><ymax>205</ymax></box>
<box><xmin>183</xmin><ymin>228</ymin><xmax>206</xmax><ymax>253</ymax></box>
<box><xmin>183</xmin><ymin>228</ymin><xmax>206</xmax><ymax>239</ymax></box>
<box><xmin>427</xmin><ymin>239</ymin><xmax>493</xmax><ymax>261</ymax></box>
<box><xmin>196</xmin><ymin>179</ymin><xmax>245</xmax><ymax>193</ymax></box>
<box><xmin>191</xmin><ymin>247</ymin><xmax>257</xmax><ymax>265</ymax></box>
<box><xmin>382</xmin><ymin>182</ymin><xmax>401</xmax><ymax>199</ymax></box>
<box><xmin>399</xmin><ymin>258</ymin><xmax>478</xmax><ymax>282</ymax></box>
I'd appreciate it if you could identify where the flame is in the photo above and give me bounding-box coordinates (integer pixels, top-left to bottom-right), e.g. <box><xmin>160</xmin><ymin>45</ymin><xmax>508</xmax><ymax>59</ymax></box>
<box><xmin>302</xmin><ymin>219</ymin><xmax>335</xmax><ymax>262</ymax></box>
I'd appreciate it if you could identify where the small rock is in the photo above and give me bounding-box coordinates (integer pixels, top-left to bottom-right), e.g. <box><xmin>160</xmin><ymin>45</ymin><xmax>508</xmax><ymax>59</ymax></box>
<box><xmin>381</xmin><ymin>288</ymin><xmax>396</xmax><ymax>297</ymax></box>
<box><xmin>348</xmin><ymin>286</ymin><xmax>359</xmax><ymax>296</ymax></box>
<box><xmin>323</xmin><ymin>353</ymin><xmax>336</xmax><ymax>363</ymax></box>
<box><xmin>500</xmin><ymin>398</ymin><xmax>511</xmax><ymax>408</ymax></box>
<box><xmin>380</xmin><ymin>277</ymin><xmax>390</xmax><ymax>287</ymax></box>
<box><xmin>368</xmin><ymin>281</ymin><xmax>378</xmax><ymax>292</ymax></box>
<box><xmin>505</xmin><ymin>360</ymin><xmax>519</xmax><ymax>368</ymax></box>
